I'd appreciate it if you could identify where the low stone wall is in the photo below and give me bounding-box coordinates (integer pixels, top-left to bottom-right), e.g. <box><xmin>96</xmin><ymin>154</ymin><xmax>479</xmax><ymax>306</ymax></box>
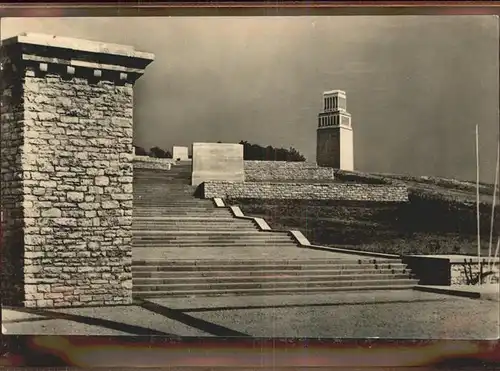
<box><xmin>244</xmin><ymin>161</ymin><xmax>335</xmax><ymax>182</ymax></box>
<box><xmin>451</xmin><ymin>259</ymin><xmax>499</xmax><ymax>285</ymax></box>
<box><xmin>403</xmin><ymin>255</ymin><xmax>500</xmax><ymax>286</ymax></box>
<box><xmin>133</xmin><ymin>156</ymin><xmax>174</xmax><ymax>170</ymax></box>
<box><xmin>402</xmin><ymin>256</ymin><xmax>451</xmax><ymax>285</ymax></box>
<box><xmin>202</xmin><ymin>181</ymin><xmax>409</xmax><ymax>202</ymax></box>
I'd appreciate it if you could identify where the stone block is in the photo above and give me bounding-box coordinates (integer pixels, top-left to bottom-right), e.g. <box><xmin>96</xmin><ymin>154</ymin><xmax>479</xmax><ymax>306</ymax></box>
<box><xmin>191</xmin><ymin>142</ymin><xmax>244</xmax><ymax>186</ymax></box>
<box><xmin>172</xmin><ymin>145</ymin><xmax>189</xmax><ymax>161</ymax></box>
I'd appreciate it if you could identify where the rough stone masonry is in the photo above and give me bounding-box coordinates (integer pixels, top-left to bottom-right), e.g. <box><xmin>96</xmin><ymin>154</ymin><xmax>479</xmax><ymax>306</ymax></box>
<box><xmin>0</xmin><ymin>33</ymin><xmax>154</xmax><ymax>308</ymax></box>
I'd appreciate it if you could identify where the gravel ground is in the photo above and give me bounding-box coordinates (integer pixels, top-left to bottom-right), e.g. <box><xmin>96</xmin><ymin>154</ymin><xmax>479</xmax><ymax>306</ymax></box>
<box><xmin>2</xmin><ymin>305</ymin><xmax>212</xmax><ymax>337</ymax></box>
<box><xmin>2</xmin><ymin>290</ymin><xmax>498</xmax><ymax>339</ymax></box>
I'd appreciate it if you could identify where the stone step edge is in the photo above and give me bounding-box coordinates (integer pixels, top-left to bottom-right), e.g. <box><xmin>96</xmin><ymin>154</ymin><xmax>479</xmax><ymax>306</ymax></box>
<box><xmin>132</xmin><ymin>230</ymin><xmax>289</xmax><ymax>235</ymax></box>
<box><xmin>133</xmin><ymin>217</ymin><xmax>253</xmax><ymax>221</ymax></box>
<box><xmin>131</xmin><ymin>261</ymin><xmax>405</xmax><ymax>267</ymax></box>
<box><xmin>132</xmin><ymin>283</ymin><xmax>418</xmax><ymax>295</ymax></box>
<box><xmin>212</xmin><ymin>198</ymin><xmax>402</xmax><ymax>261</ymax></box>
<box><xmin>132</xmin><ymin>278</ymin><xmax>419</xmax><ymax>288</ymax></box>
<box><xmin>132</xmin><ymin>258</ymin><xmax>394</xmax><ymax>263</ymax></box>
<box><xmin>132</xmin><ymin>268</ymin><xmax>408</xmax><ymax>276</ymax></box>
<box><xmin>133</xmin><ymin>273</ymin><xmax>411</xmax><ymax>282</ymax></box>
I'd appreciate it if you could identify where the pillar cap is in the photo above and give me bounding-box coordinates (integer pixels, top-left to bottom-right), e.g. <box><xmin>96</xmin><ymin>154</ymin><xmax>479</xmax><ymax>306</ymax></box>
<box><xmin>2</xmin><ymin>33</ymin><xmax>154</xmax><ymax>62</ymax></box>
<box><xmin>324</xmin><ymin>90</ymin><xmax>346</xmax><ymax>96</ymax></box>
<box><xmin>1</xmin><ymin>33</ymin><xmax>155</xmax><ymax>82</ymax></box>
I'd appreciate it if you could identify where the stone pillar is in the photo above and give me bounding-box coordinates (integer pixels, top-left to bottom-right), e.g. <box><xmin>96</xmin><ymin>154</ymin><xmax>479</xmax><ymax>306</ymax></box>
<box><xmin>0</xmin><ymin>33</ymin><xmax>154</xmax><ymax>308</ymax></box>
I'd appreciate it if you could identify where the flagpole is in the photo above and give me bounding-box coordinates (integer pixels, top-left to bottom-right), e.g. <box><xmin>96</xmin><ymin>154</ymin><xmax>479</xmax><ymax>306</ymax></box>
<box><xmin>493</xmin><ymin>237</ymin><xmax>500</xmax><ymax>263</ymax></box>
<box><xmin>476</xmin><ymin>124</ymin><xmax>481</xmax><ymax>284</ymax></box>
<box><xmin>488</xmin><ymin>133</ymin><xmax>500</xmax><ymax>272</ymax></box>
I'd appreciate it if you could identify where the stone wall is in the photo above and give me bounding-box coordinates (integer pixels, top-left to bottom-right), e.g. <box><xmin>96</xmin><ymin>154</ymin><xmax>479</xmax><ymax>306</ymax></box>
<box><xmin>403</xmin><ymin>255</ymin><xmax>500</xmax><ymax>286</ymax></box>
<box><xmin>133</xmin><ymin>155</ymin><xmax>173</xmax><ymax>170</ymax></box>
<box><xmin>202</xmin><ymin>181</ymin><xmax>409</xmax><ymax>202</ymax></box>
<box><xmin>0</xmin><ymin>51</ymin><xmax>25</xmax><ymax>305</ymax></box>
<box><xmin>0</xmin><ymin>33</ymin><xmax>154</xmax><ymax>308</ymax></box>
<box><xmin>451</xmin><ymin>260</ymin><xmax>499</xmax><ymax>285</ymax></box>
<box><xmin>243</xmin><ymin>161</ymin><xmax>335</xmax><ymax>182</ymax></box>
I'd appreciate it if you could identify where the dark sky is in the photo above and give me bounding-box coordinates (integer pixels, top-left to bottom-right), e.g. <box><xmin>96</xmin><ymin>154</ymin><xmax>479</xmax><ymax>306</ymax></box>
<box><xmin>2</xmin><ymin>16</ymin><xmax>499</xmax><ymax>182</ymax></box>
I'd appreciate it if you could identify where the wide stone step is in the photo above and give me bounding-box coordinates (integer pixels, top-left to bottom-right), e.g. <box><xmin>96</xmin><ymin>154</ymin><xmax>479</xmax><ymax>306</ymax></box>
<box><xmin>134</xmin><ymin>195</ymin><xmax>195</xmax><ymax>198</ymax></box>
<box><xmin>132</xmin><ymin>230</ymin><xmax>290</xmax><ymax>236</ymax></box>
<box><xmin>134</xmin><ymin>171</ymin><xmax>191</xmax><ymax>175</ymax></box>
<box><xmin>132</xmin><ymin>267</ymin><xmax>408</xmax><ymax>278</ymax></box>
<box><xmin>133</xmin><ymin>215</ymin><xmax>235</xmax><ymax>219</ymax></box>
<box><xmin>133</xmin><ymin>229</ymin><xmax>259</xmax><ymax>233</ymax></box>
<box><xmin>134</xmin><ymin>179</ymin><xmax>193</xmax><ymax>182</ymax></box>
<box><xmin>134</xmin><ymin>202</ymin><xmax>207</xmax><ymax>208</ymax></box>
<box><xmin>133</xmin><ymin>226</ymin><xmax>258</xmax><ymax>231</ymax></box>
<box><xmin>133</xmin><ymin>219</ymin><xmax>251</xmax><ymax>224</ymax></box>
<box><xmin>133</xmin><ymin>206</ymin><xmax>221</xmax><ymax>210</ymax></box>
<box><xmin>132</xmin><ymin>221</ymin><xmax>256</xmax><ymax>226</ymax></box>
<box><xmin>134</xmin><ymin>179</ymin><xmax>192</xmax><ymax>182</ymax></box>
<box><xmin>134</xmin><ymin>189</ymin><xmax>199</xmax><ymax>193</ymax></box>
<box><xmin>135</xmin><ymin>176</ymin><xmax>189</xmax><ymax>179</ymax></box>
<box><xmin>133</xmin><ymin>213</ymin><xmax>230</xmax><ymax>217</ymax></box>
<box><xmin>134</xmin><ymin>181</ymin><xmax>191</xmax><ymax>185</ymax></box>
<box><xmin>133</xmin><ymin>187</ymin><xmax>197</xmax><ymax>193</ymax></box>
<box><xmin>133</xmin><ymin>213</ymin><xmax>234</xmax><ymax>218</ymax></box>
<box><xmin>132</xmin><ymin>279</ymin><xmax>419</xmax><ymax>294</ymax></box>
<box><xmin>133</xmin><ymin>209</ymin><xmax>230</xmax><ymax>214</ymax></box>
<box><xmin>134</xmin><ymin>170</ymin><xmax>190</xmax><ymax>174</ymax></box>
<box><xmin>133</xmin><ymin>199</ymin><xmax>211</xmax><ymax>203</ymax></box>
<box><xmin>134</xmin><ymin>192</ymin><xmax>198</xmax><ymax>196</ymax></box>
<box><xmin>133</xmin><ymin>216</ymin><xmax>241</xmax><ymax>221</ymax></box>
<box><xmin>134</xmin><ymin>177</ymin><xmax>191</xmax><ymax>180</ymax></box>
<box><xmin>132</xmin><ymin>234</ymin><xmax>293</xmax><ymax>241</ymax></box>
<box><xmin>132</xmin><ymin>216</ymin><xmax>247</xmax><ymax>221</ymax></box>
<box><xmin>132</xmin><ymin>284</ymin><xmax>416</xmax><ymax>298</ymax></box>
<box><xmin>134</xmin><ymin>186</ymin><xmax>195</xmax><ymax>190</ymax></box>
<box><xmin>134</xmin><ymin>203</ymin><xmax>213</xmax><ymax>207</ymax></box>
<box><xmin>133</xmin><ymin>273</ymin><xmax>411</xmax><ymax>286</ymax></box>
<box><xmin>131</xmin><ymin>261</ymin><xmax>407</xmax><ymax>271</ymax></box>
<box><xmin>132</xmin><ymin>234</ymin><xmax>293</xmax><ymax>240</ymax></box>
<box><xmin>132</xmin><ymin>243</ymin><xmax>297</xmax><ymax>249</ymax></box>
<box><xmin>134</xmin><ymin>206</ymin><xmax>212</xmax><ymax>209</ymax></box>
<box><xmin>132</xmin><ymin>258</ymin><xmax>398</xmax><ymax>265</ymax></box>
<box><xmin>136</xmin><ymin>195</ymin><xmax>195</xmax><ymax>198</ymax></box>
<box><xmin>132</xmin><ymin>236</ymin><xmax>293</xmax><ymax>242</ymax></box>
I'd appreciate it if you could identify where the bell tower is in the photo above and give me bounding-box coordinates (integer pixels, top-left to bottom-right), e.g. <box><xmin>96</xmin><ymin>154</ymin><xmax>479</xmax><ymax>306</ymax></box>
<box><xmin>316</xmin><ymin>90</ymin><xmax>354</xmax><ymax>170</ymax></box>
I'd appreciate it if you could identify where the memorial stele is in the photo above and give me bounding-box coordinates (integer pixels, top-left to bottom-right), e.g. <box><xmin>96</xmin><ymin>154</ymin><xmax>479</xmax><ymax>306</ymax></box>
<box><xmin>191</xmin><ymin>142</ymin><xmax>244</xmax><ymax>186</ymax></box>
<box><xmin>172</xmin><ymin>145</ymin><xmax>189</xmax><ymax>161</ymax></box>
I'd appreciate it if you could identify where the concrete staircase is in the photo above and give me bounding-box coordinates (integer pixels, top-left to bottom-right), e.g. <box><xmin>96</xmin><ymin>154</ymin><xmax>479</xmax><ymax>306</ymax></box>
<box><xmin>132</xmin><ymin>165</ymin><xmax>418</xmax><ymax>298</ymax></box>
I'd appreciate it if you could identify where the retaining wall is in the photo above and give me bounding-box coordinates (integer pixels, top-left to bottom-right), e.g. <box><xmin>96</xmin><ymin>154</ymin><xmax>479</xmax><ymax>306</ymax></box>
<box><xmin>403</xmin><ymin>255</ymin><xmax>500</xmax><ymax>285</ymax></box>
<box><xmin>202</xmin><ymin>181</ymin><xmax>409</xmax><ymax>202</ymax></box>
<box><xmin>243</xmin><ymin>160</ymin><xmax>335</xmax><ymax>182</ymax></box>
<box><xmin>133</xmin><ymin>156</ymin><xmax>174</xmax><ymax>170</ymax></box>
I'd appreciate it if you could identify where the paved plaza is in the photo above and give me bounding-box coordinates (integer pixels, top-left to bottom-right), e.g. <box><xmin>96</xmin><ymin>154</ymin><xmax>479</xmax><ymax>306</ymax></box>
<box><xmin>3</xmin><ymin>290</ymin><xmax>498</xmax><ymax>339</ymax></box>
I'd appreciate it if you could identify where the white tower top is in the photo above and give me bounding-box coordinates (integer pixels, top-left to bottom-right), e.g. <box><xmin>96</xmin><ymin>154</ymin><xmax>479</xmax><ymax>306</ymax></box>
<box><xmin>322</xmin><ymin>90</ymin><xmax>347</xmax><ymax>113</ymax></box>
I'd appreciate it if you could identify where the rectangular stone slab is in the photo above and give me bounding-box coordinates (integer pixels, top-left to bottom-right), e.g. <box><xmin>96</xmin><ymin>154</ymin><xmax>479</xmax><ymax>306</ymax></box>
<box><xmin>191</xmin><ymin>143</ymin><xmax>244</xmax><ymax>186</ymax></box>
<box><xmin>172</xmin><ymin>146</ymin><xmax>189</xmax><ymax>161</ymax></box>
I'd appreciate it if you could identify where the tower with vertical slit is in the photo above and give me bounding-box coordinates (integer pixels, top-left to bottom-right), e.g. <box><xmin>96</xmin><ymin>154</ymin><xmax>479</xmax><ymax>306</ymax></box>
<box><xmin>316</xmin><ymin>90</ymin><xmax>354</xmax><ymax>170</ymax></box>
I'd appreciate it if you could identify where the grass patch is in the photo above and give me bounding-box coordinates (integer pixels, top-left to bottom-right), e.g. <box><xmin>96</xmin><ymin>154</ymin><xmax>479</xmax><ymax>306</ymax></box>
<box><xmin>229</xmin><ymin>197</ymin><xmax>499</xmax><ymax>256</ymax></box>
